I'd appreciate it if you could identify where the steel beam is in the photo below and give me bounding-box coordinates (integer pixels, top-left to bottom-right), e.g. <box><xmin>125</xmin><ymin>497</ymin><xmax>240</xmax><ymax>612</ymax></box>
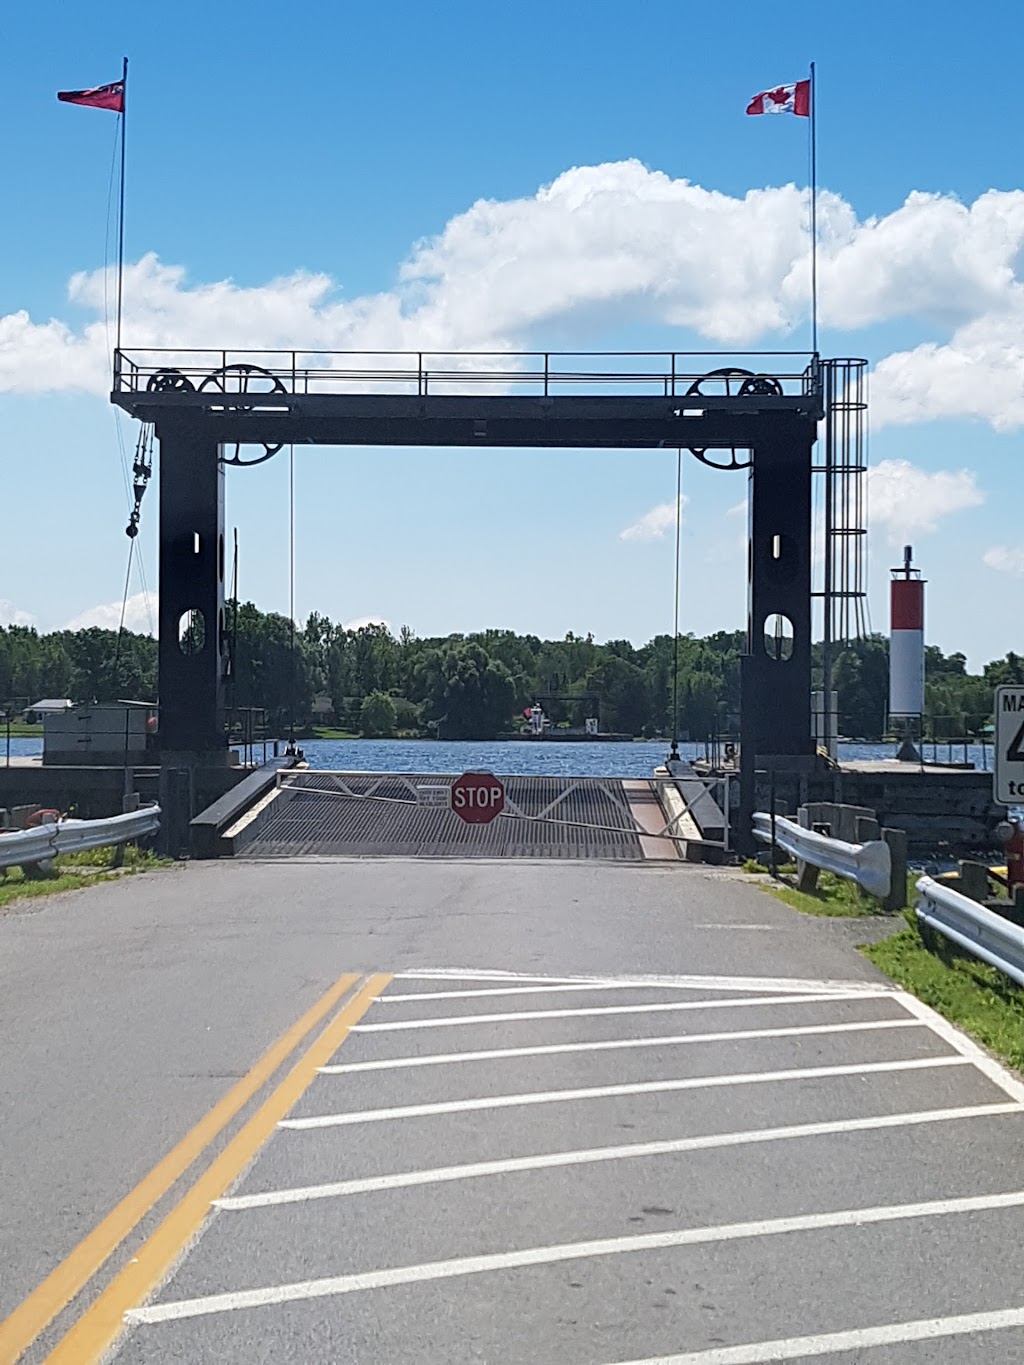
<box><xmin>115</xmin><ymin>392</ymin><xmax>822</xmax><ymax>450</ymax></box>
<box><xmin>156</xmin><ymin>423</ymin><xmax>226</xmax><ymax>756</ymax></box>
<box><xmin>742</xmin><ymin>413</ymin><xmax>815</xmax><ymax>765</ymax></box>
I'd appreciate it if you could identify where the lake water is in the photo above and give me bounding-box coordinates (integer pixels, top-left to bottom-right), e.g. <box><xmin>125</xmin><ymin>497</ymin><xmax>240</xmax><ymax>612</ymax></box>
<box><xmin>2</xmin><ymin>734</ymin><xmax>996</xmax><ymax>775</ymax></box>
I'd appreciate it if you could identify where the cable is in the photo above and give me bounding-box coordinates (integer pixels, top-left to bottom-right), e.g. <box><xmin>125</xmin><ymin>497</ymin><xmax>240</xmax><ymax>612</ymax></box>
<box><xmin>112</xmin><ymin>536</ymin><xmax>136</xmax><ymax>685</ymax></box>
<box><xmin>288</xmin><ymin>443</ymin><xmax>296</xmax><ymax>746</ymax></box>
<box><xmin>668</xmin><ymin>448</ymin><xmax>682</xmax><ymax>764</ymax></box>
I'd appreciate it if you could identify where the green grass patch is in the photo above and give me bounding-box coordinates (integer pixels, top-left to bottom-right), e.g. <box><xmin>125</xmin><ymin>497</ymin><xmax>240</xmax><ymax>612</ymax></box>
<box><xmin>744</xmin><ymin>859</ymin><xmax>915</xmax><ymax>919</ymax></box>
<box><xmin>57</xmin><ymin>844</ymin><xmax>170</xmax><ymax>871</ymax></box>
<box><xmin>1</xmin><ymin>722</ymin><xmax>43</xmax><ymax>737</ymax></box>
<box><xmin>864</xmin><ymin>915</ymin><xmax>1024</xmax><ymax>1071</ymax></box>
<box><xmin>764</xmin><ymin>870</ymin><xmax>884</xmax><ymax>918</ymax></box>
<box><xmin>0</xmin><ymin>867</ymin><xmax>120</xmax><ymax>908</ymax></box>
<box><xmin>0</xmin><ymin>843</ymin><xmax>170</xmax><ymax>909</ymax></box>
<box><xmin>311</xmin><ymin>727</ymin><xmax>360</xmax><ymax>740</ymax></box>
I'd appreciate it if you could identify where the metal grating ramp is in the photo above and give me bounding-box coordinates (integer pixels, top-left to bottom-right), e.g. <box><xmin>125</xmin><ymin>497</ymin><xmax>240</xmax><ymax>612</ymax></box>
<box><xmin>242</xmin><ymin>773</ymin><xmax>647</xmax><ymax>860</ymax></box>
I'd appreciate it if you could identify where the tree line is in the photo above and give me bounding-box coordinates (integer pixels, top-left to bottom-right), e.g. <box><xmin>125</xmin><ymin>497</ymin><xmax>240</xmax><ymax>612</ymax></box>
<box><xmin>2</xmin><ymin>608</ymin><xmax>1022</xmax><ymax>741</ymax></box>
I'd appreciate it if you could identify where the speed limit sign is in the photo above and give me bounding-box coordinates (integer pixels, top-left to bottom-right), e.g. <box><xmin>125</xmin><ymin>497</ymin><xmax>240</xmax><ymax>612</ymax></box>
<box><xmin>994</xmin><ymin>687</ymin><xmax>1024</xmax><ymax>805</ymax></box>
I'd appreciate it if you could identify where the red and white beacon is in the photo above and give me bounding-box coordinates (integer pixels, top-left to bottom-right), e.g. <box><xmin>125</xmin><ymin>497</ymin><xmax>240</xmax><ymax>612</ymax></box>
<box><xmin>889</xmin><ymin>545</ymin><xmax>925</xmax><ymax>760</ymax></box>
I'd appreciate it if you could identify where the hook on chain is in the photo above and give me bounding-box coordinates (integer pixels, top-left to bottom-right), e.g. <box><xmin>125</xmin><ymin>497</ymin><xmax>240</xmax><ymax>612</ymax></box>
<box><xmin>126</xmin><ymin>422</ymin><xmax>154</xmax><ymax>538</ymax></box>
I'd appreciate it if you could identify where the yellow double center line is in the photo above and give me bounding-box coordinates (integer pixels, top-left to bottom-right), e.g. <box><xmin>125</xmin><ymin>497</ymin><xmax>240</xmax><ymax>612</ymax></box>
<box><xmin>0</xmin><ymin>970</ymin><xmax>389</xmax><ymax>1364</ymax></box>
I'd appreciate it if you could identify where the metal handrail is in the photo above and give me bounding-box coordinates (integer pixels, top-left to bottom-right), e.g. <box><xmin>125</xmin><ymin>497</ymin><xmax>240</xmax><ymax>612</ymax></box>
<box><xmin>112</xmin><ymin>348</ymin><xmax>822</xmax><ymax>401</ymax></box>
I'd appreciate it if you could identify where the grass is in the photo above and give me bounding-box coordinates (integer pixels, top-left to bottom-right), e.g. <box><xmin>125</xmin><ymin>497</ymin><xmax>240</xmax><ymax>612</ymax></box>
<box><xmin>864</xmin><ymin>913</ymin><xmax>1024</xmax><ymax>1071</ymax></box>
<box><xmin>310</xmin><ymin>727</ymin><xmax>361</xmax><ymax>740</ymax></box>
<box><xmin>745</xmin><ymin>854</ymin><xmax>1024</xmax><ymax>1072</ymax></box>
<box><xmin>1</xmin><ymin>722</ymin><xmax>43</xmax><ymax>738</ymax></box>
<box><xmin>742</xmin><ymin>859</ymin><xmax>888</xmax><ymax>918</ymax></box>
<box><xmin>0</xmin><ymin>843</ymin><xmax>170</xmax><ymax>910</ymax></box>
<box><xmin>764</xmin><ymin>870</ymin><xmax>887</xmax><ymax>918</ymax></box>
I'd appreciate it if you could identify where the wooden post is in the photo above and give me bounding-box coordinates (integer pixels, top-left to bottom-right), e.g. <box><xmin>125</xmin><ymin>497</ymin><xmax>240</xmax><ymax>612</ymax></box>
<box><xmin>796</xmin><ymin>806</ymin><xmax>820</xmax><ymax>893</ymax></box>
<box><xmin>881</xmin><ymin>827</ymin><xmax>908</xmax><ymax>912</ymax></box>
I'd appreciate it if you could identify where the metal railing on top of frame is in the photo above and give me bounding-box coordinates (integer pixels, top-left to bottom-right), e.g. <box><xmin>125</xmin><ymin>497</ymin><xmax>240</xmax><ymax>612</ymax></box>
<box><xmin>112</xmin><ymin>349</ymin><xmax>821</xmax><ymax>403</ymax></box>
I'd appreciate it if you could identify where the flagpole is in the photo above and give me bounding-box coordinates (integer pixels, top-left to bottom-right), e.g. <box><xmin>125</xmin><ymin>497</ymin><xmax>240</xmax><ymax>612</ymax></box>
<box><xmin>810</xmin><ymin>60</ymin><xmax>818</xmax><ymax>356</ymax></box>
<box><xmin>115</xmin><ymin>55</ymin><xmax>128</xmax><ymax>359</ymax></box>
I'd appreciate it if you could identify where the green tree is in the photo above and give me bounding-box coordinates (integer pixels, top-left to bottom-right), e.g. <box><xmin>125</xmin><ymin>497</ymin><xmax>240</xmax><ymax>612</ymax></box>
<box><xmin>416</xmin><ymin>642</ymin><xmax>516</xmax><ymax>739</ymax></box>
<box><xmin>231</xmin><ymin>601</ymin><xmax>315</xmax><ymax>732</ymax></box>
<box><xmin>359</xmin><ymin>690</ymin><xmax>397</xmax><ymax>738</ymax></box>
<box><xmin>832</xmin><ymin>635</ymin><xmax>889</xmax><ymax>739</ymax></box>
<box><xmin>984</xmin><ymin>652</ymin><xmax>1024</xmax><ymax>687</ymax></box>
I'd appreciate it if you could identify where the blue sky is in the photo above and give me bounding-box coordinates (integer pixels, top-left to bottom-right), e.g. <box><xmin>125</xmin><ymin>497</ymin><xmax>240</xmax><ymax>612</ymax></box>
<box><xmin>2</xmin><ymin>0</ymin><xmax>1023</xmax><ymax>668</ymax></box>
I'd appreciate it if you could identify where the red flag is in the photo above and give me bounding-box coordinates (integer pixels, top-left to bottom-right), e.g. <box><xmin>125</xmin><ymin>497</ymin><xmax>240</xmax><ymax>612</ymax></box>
<box><xmin>57</xmin><ymin>80</ymin><xmax>124</xmax><ymax>113</ymax></box>
<box><xmin>746</xmin><ymin>80</ymin><xmax>810</xmax><ymax>118</ymax></box>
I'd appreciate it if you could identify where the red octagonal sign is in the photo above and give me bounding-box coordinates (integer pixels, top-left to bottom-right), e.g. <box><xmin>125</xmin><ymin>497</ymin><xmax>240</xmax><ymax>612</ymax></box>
<box><xmin>451</xmin><ymin>771</ymin><xmax>506</xmax><ymax>825</ymax></box>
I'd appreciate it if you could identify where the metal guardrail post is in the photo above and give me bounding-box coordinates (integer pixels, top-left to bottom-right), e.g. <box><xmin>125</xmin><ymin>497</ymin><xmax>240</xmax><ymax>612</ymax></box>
<box><xmin>881</xmin><ymin>828</ymin><xmax>907</xmax><ymax>911</ymax></box>
<box><xmin>795</xmin><ymin>807</ymin><xmax>820</xmax><ymax>893</ymax></box>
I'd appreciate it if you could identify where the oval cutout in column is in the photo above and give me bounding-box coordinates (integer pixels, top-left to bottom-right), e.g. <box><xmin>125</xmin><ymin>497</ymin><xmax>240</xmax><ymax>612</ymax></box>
<box><xmin>178</xmin><ymin>609</ymin><xmax>206</xmax><ymax>655</ymax></box>
<box><xmin>763</xmin><ymin>612</ymin><xmax>794</xmax><ymax>661</ymax></box>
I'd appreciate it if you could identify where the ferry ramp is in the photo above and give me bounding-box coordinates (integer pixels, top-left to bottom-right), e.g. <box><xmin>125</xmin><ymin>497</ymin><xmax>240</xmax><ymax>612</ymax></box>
<box><xmin>235</xmin><ymin>771</ymin><xmax>686</xmax><ymax>861</ymax></box>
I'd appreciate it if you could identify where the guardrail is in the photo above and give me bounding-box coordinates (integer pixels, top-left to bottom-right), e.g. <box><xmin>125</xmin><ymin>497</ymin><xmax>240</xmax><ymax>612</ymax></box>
<box><xmin>915</xmin><ymin>876</ymin><xmax>1024</xmax><ymax>987</ymax></box>
<box><xmin>0</xmin><ymin>807</ymin><xmax>161</xmax><ymax>870</ymax></box>
<box><xmin>752</xmin><ymin>811</ymin><xmax>892</xmax><ymax>898</ymax></box>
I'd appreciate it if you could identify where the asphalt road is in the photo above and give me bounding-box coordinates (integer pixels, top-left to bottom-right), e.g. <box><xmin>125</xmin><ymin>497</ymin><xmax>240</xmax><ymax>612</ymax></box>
<box><xmin>3</xmin><ymin>857</ymin><xmax>1024</xmax><ymax>1362</ymax></box>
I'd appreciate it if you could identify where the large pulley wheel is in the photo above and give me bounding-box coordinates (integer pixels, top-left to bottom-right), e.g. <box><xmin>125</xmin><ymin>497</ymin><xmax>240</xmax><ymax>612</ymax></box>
<box><xmin>685</xmin><ymin>368</ymin><xmax>783</xmax><ymax>470</ymax></box>
<box><xmin>145</xmin><ymin>368</ymin><xmax>196</xmax><ymax>394</ymax></box>
<box><xmin>198</xmin><ymin>363</ymin><xmax>288</xmax><ymax>466</ymax></box>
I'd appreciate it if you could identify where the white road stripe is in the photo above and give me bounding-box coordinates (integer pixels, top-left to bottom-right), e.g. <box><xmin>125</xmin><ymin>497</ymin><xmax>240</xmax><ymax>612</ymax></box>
<box><xmin>601</xmin><ymin>1306</ymin><xmax>1024</xmax><ymax>1364</ymax></box>
<box><xmin>217</xmin><ymin>1102</ymin><xmax>1020</xmax><ymax>1211</ymax></box>
<box><xmin>130</xmin><ymin>1187</ymin><xmax>1024</xmax><ymax>1325</ymax></box>
<box><xmin>318</xmin><ymin>1018</ymin><xmax>927</xmax><ymax>1075</ymax></box>
<box><xmin>393</xmin><ymin>968</ymin><xmax>891</xmax><ymax>995</ymax></box>
<box><xmin>351</xmin><ymin>990</ymin><xmax>897</xmax><ymax>1032</ymax></box>
<box><xmin>382</xmin><ymin>984</ymin><xmax>812</xmax><ymax>1002</ymax></box>
<box><xmin>280</xmin><ymin>1056</ymin><xmax>969</xmax><ymax>1130</ymax></box>
<box><xmin>894</xmin><ymin>989</ymin><xmax>1024</xmax><ymax>1106</ymax></box>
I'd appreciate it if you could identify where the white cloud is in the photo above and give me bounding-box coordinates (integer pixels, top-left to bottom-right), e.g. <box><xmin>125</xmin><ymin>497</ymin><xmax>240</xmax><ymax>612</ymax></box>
<box><xmin>64</xmin><ymin>591</ymin><xmax>157</xmax><ymax>635</ymax></box>
<box><xmin>7</xmin><ymin>167</ymin><xmax>1024</xmax><ymax>430</ymax></box>
<box><xmin>0</xmin><ymin>599</ymin><xmax>34</xmax><ymax>627</ymax></box>
<box><xmin>871</xmin><ymin>311</ymin><xmax>1024</xmax><ymax>430</ymax></box>
<box><xmin>984</xmin><ymin>545</ymin><xmax>1024</xmax><ymax>575</ymax></box>
<box><xmin>867</xmin><ymin>458</ymin><xmax>984</xmax><ymax>542</ymax></box>
<box><xmin>619</xmin><ymin>495</ymin><xmax>689</xmax><ymax>543</ymax></box>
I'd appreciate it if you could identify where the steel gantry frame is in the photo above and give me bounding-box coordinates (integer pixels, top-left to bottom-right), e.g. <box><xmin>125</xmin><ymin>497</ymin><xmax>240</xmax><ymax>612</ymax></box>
<box><xmin>111</xmin><ymin>348</ymin><xmax>851</xmax><ymax>817</ymax></box>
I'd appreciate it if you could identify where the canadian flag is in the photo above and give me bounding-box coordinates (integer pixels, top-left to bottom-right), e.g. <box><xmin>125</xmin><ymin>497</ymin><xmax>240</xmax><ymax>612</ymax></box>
<box><xmin>746</xmin><ymin>80</ymin><xmax>810</xmax><ymax>117</ymax></box>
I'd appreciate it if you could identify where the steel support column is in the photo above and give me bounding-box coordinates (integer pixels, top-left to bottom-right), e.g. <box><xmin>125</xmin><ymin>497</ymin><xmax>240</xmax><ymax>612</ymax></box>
<box><xmin>743</xmin><ymin>413</ymin><xmax>815</xmax><ymax>765</ymax></box>
<box><xmin>156</xmin><ymin>423</ymin><xmax>227</xmax><ymax>756</ymax></box>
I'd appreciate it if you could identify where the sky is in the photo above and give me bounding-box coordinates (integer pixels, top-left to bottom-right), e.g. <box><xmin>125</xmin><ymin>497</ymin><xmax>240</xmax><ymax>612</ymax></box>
<box><xmin>2</xmin><ymin>0</ymin><xmax>1023</xmax><ymax>669</ymax></box>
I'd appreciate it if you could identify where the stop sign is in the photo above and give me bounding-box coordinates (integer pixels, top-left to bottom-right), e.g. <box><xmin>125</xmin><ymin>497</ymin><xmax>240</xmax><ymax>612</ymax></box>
<box><xmin>450</xmin><ymin>771</ymin><xmax>505</xmax><ymax>825</ymax></box>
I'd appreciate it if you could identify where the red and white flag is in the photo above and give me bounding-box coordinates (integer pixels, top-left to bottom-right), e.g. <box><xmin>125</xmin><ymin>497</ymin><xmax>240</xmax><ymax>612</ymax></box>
<box><xmin>57</xmin><ymin>80</ymin><xmax>124</xmax><ymax>113</ymax></box>
<box><xmin>746</xmin><ymin>80</ymin><xmax>810</xmax><ymax>117</ymax></box>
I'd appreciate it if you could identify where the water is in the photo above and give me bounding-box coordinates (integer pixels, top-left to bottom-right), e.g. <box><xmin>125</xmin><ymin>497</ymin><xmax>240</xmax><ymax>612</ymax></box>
<box><xmin>2</xmin><ymin>734</ymin><xmax>995</xmax><ymax>776</ymax></box>
<box><xmin>3</xmin><ymin>738</ymin><xmax>47</xmax><ymax>760</ymax></box>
